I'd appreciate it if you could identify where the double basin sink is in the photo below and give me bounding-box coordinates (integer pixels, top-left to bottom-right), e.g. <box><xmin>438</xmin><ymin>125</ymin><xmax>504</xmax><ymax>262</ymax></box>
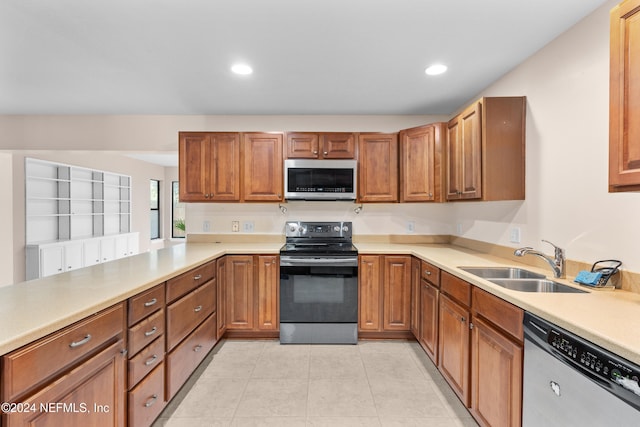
<box><xmin>459</xmin><ymin>267</ymin><xmax>587</xmax><ymax>293</ymax></box>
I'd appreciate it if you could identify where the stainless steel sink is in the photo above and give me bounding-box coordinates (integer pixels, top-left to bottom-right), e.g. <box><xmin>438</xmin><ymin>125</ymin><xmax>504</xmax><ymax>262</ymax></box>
<box><xmin>458</xmin><ymin>266</ymin><xmax>588</xmax><ymax>293</ymax></box>
<box><xmin>459</xmin><ymin>266</ymin><xmax>546</xmax><ymax>279</ymax></box>
<box><xmin>487</xmin><ymin>278</ymin><xmax>587</xmax><ymax>293</ymax></box>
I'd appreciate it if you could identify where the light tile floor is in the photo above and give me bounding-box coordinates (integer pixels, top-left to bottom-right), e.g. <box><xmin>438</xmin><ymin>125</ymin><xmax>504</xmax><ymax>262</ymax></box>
<box><xmin>152</xmin><ymin>340</ymin><xmax>479</xmax><ymax>427</ymax></box>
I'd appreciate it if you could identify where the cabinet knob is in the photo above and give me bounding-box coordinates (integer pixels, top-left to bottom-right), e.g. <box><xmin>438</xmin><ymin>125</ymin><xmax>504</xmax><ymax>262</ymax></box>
<box><xmin>424</xmin><ymin>271</ymin><xmax>431</xmax><ymax>276</ymax></box>
<box><xmin>194</xmin><ymin>344</ymin><xmax>203</xmax><ymax>352</ymax></box>
<box><xmin>194</xmin><ymin>274</ymin><xmax>202</xmax><ymax>281</ymax></box>
<box><xmin>323</xmin><ymin>151</ymin><xmax>328</xmax><ymax>155</ymax></box>
<box><xmin>429</xmin><ymin>193</ymin><xmax>433</xmax><ymax>197</ymax></box>
<box><xmin>461</xmin><ymin>316</ymin><xmax>466</xmax><ymax>323</ymax></box>
<box><xmin>469</xmin><ymin>322</ymin><xmax>474</xmax><ymax>330</ymax></box>
<box><xmin>194</xmin><ymin>305</ymin><xmax>203</xmax><ymax>312</ymax></box>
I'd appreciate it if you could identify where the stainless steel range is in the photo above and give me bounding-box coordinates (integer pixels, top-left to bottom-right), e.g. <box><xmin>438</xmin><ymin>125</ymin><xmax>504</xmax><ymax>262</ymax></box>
<box><xmin>279</xmin><ymin>221</ymin><xmax>358</xmax><ymax>344</ymax></box>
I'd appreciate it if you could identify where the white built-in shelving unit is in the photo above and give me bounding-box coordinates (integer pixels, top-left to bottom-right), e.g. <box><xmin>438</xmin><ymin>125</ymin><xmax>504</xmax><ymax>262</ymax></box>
<box><xmin>25</xmin><ymin>158</ymin><xmax>138</xmax><ymax>279</ymax></box>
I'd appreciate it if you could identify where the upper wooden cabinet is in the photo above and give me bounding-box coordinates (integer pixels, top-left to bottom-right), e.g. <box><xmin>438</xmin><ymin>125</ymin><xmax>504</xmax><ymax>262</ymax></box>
<box><xmin>446</xmin><ymin>97</ymin><xmax>526</xmax><ymax>201</ymax></box>
<box><xmin>179</xmin><ymin>131</ymin><xmax>284</xmax><ymax>202</ymax></box>
<box><xmin>358</xmin><ymin>133</ymin><xmax>399</xmax><ymax>202</ymax></box>
<box><xmin>286</xmin><ymin>132</ymin><xmax>356</xmax><ymax>159</ymax></box>
<box><xmin>242</xmin><ymin>132</ymin><xmax>284</xmax><ymax>201</ymax></box>
<box><xmin>400</xmin><ymin>123</ymin><xmax>446</xmax><ymax>202</ymax></box>
<box><xmin>178</xmin><ymin>132</ymin><xmax>241</xmax><ymax>202</ymax></box>
<box><xmin>610</xmin><ymin>0</ymin><xmax>640</xmax><ymax>191</ymax></box>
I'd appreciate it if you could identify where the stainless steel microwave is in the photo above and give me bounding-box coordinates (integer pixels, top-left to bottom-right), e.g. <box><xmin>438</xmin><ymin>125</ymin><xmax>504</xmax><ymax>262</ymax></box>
<box><xmin>284</xmin><ymin>159</ymin><xmax>357</xmax><ymax>201</ymax></box>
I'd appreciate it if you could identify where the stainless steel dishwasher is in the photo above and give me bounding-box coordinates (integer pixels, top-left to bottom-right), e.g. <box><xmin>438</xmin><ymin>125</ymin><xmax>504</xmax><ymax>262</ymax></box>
<box><xmin>523</xmin><ymin>312</ymin><xmax>640</xmax><ymax>426</ymax></box>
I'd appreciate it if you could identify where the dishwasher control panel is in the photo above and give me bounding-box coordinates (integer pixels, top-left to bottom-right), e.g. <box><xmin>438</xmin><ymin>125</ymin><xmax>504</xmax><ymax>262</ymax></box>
<box><xmin>548</xmin><ymin>329</ymin><xmax>640</xmax><ymax>382</ymax></box>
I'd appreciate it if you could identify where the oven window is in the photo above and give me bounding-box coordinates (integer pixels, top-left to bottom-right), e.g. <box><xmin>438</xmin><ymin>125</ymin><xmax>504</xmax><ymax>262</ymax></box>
<box><xmin>280</xmin><ymin>265</ymin><xmax>358</xmax><ymax>323</ymax></box>
<box><xmin>294</xmin><ymin>277</ymin><xmax>344</xmax><ymax>304</ymax></box>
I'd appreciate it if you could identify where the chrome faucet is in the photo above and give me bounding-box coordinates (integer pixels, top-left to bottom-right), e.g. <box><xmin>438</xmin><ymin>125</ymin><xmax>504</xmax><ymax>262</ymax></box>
<box><xmin>514</xmin><ymin>240</ymin><xmax>566</xmax><ymax>279</ymax></box>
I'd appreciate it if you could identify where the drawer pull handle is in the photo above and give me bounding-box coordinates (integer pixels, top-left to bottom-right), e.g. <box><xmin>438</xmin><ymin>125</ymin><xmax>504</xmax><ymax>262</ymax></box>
<box><xmin>424</xmin><ymin>271</ymin><xmax>432</xmax><ymax>276</ymax></box>
<box><xmin>194</xmin><ymin>274</ymin><xmax>202</xmax><ymax>280</ymax></box>
<box><xmin>144</xmin><ymin>327</ymin><xmax>158</xmax><ymax>337</ymax></box>
<box><xmin>144</xmin><ymin>394</ymin><xmax>158</xmax><ymax>408</ymax></box>
<box><xmin>144</xmin><ymin>354</ymin><xmax>158</xmax><ymax>366</ymax></box>
<box><xmin>194</xmin><ymin>305</ymin><xmax>203</xmax><ymax>312</ymax></box>
<box><xmin>144</xmin><ymin>298</ymin><xmax>158</xmax><ymax>307</ymax></box>
<box><xmin>194</xmin><ymin>344</ymin><xmax>203</xmax><ymax>352</ymax></box>
<box><xmin>69</xmin><ymin>334</ymin><xmax>92</xmax><ymax>348</ymax></box>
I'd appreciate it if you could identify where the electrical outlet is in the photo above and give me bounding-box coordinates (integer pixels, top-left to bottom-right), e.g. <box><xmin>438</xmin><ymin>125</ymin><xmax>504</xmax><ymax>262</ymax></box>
<box><xmin>243</xmin><ymin>221</ymin><xmax>254</xmax><ymax>233</ymax></box>
<box><xmin>407</xmin><ymin>221</ymin><xmax>415</xmax><ymax>233</ymax></box>
<box><xmin>510</xmin><ymin>227</ymin><xmax>521</xmax><ymax>243</ymax></box>
<box><xmin>232</xmin><ymin>221</ymin><xmax>239</xmax><ymax>232</ymax></box>
<box><xmin>203</xmin><ymin>220</ymin><xmax>211</xmax><ymax>232</ymax></box>
<box><xmin>456</xmin><ymin>223</ymin><xmax>463</xmax><ymax>235</ymax></box>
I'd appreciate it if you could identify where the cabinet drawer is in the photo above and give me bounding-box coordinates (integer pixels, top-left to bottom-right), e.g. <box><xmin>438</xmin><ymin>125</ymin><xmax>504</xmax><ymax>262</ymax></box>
<box><xmin>167</xmin><ymin>280</ymin><xmax>215</xmax><ymax>351</ymax></box>
<box><xmin>128</xmin><ymin>362</ymin><xmax>166</xmax><ymax>427</ymax></box>
<box><xmin>128</xmin><ymin>283</ymin><xmax>165</xmax><ymax>327</ymax></box>
<box><xmin>128</xmin><ymin>336</ymin><xmax>164</xmax><ymax>388</ymax></box>
<box><xmin>440</xmin><ymin>271</ymin><xmax>471</xmax><ymax>307</ymax></box>
<box><xmin>421</xmin><ymin>261</ymin><xmax>440</xmax><ymax>287</ymax></box>
<box><xmin>128</xmin><ymin>309</ymin><xmax>165</xmax><ymax>357</ymax></box>
<box><xmin>472</xmin><ymin>287</ymin><xmax>524</xmax><ymax>341</ymax></box>
<box><xmin>2</xmin><ymin>303</ymin><xmax>125</xmax><ymax>402</ymax></box>
<box><xmin>166</xmin><ymin>261</ymin><xmax>216</xmax><ymax>303</ymax></box>
<box><xmin>166</xmin><ymin>313</ymin><xmax>217</xmax><ymax>400</ymax></box>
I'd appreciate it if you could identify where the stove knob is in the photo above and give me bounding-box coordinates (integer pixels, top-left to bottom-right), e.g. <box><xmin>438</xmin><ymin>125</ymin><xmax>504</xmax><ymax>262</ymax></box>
<box><xmin>334</xmin><ymin>226</ymin><xmax>341</xmax><ymax>232</ymax></box>
<box><xmin>342</xmin><ymin>225</ymin><xmax>349</xmax><ymax>232</ymax></box>
<box><xmin>300</xmin><ymin>227</ymin><xmax>307</xmax><ymax>234</ymax></box>
<box><xmin>289</xmin><ymin>224</ymin><xmax>297</xmax><ymax>232</ymax></box>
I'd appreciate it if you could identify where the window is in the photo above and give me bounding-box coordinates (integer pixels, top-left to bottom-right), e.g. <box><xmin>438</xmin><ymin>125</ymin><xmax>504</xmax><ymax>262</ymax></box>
<box><xmin>150</xmin><ymin>180</ymin><xmax>160</xmax><ymax>240</ymax></box>
<box><xmin>172</xmin><ymin>181</ymin><xmax>185</xmax><ymax>238</ymax></box>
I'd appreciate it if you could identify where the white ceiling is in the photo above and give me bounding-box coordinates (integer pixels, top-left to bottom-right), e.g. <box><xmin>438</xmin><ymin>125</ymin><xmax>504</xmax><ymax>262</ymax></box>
<box><xmin>1</xmin><ymin>0</ymin><xmax>608</xmax><ymax>116</ymax></box>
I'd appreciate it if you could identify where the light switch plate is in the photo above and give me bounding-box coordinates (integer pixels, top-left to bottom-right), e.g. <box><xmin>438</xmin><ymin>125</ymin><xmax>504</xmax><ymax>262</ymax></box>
<box><xmin>510</xmin><ymin>227</ymin><xmax>521</xmax><ymax>243</ymax></box>
<box><xmin>243</xmin><ymin>221</ymin><xmax>254</xmax><ymax>233</ymax></box>
<box><xmin>407</xmin><ymin>221</ymin><xmax>415</xmax><ymax>233</ymax></box>
<box><xmin>203</xmin><ymin>220</ymin><xmax>211</xmax><ymax>232</ymax></box>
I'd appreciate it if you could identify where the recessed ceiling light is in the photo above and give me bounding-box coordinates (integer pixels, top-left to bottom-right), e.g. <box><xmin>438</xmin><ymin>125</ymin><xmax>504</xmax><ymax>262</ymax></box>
<box><xmin>231</xmin><ymin>63</ymin><xmax>253</xmax><ymax>75</ymax></box>
<box><xmin>425</xmin><ymin>64</ymin><xmax>447</xmax><ymax>76</ymax></box>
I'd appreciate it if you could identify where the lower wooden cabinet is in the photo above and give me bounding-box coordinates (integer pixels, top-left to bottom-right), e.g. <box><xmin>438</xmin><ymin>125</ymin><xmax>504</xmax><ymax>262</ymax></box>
<box><xmin>166</xmin><ymin>313</ymin><xmax>217</xmax><ymax>399</ymax></box>
<box><xmin>419</xmin><ymin>279</ymin><xmax>439</xmax><ymax>363</ymax></box>
<box><xmin>359</xmin><ymin>254</ymin><xmax>412</xmax><ymax>335</ymax></box>
<box><xmin>470</xmin><ymin>316</ymin><xmax>523</xmax><ymax>427</ymax></box>
<box><xmin>217</xmin><ymin>257</ymin><xmax>227</xmax><ymax>339</ymax></box>
<box><xmin>220</xmin><ymin>254</ymin><xmax>279</xmax><ymax>336</ymax></box>
<box><xmin>128</xmin><ymin>362</ymin><xmax>165</xmax><ymax>427</ymax></box>
<box><xmin>410</xmin><ymin>257</ymin><xmax>421</xmax><ymax>337</ymax></box>
<box><xmin>438</xmin><ymin>294</ymin><xmax>471</xmax><ymax>406</ymax></box>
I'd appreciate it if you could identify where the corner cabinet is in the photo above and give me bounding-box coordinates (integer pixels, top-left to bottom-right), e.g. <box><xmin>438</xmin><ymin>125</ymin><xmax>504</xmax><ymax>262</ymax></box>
<box><xmin>446</xmin><ymin>97</ymin><xmax>526</xmax><ymax>201</ymax></box>
<box><xmin>178</xmin><ymin>132</ymin><xmax>241</xmax><ymax>202</ymax></box>
<box><xmin>358</xmin><ymin>133</ymin><xmax>399</xmax><ymax>202</ymax></box>
<box><xmin>609</xmin><ymin>0</ymin><xmax>640</xmax><ymax>191</ymax></box>
<box><xmin>400</xmin><ymin>123</ymin><xmax>446</xmax><ymax>202</ymax></box>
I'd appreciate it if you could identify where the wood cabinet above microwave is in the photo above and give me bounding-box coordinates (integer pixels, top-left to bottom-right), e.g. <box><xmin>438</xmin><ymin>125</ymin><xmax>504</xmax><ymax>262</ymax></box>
<box><xmin>286</xmin><ymin>132</ymin><xmax>356</xmax><ymax>159</ymax></box>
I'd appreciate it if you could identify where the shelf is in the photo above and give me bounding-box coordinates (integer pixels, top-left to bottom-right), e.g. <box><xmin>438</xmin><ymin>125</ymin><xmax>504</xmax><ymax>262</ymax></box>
<box><xmin>26</xmin><ymin>158</ymin><xmax>132</xmax><ymax>245</ymax></box>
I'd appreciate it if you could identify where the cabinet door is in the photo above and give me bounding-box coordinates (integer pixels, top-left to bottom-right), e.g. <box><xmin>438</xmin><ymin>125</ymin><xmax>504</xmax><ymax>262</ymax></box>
<box><xmin>226</xmin><ymin>255</ymin><xmax>254</xmax><ymax>330</ymax></box>
<box><xmin>242</xmin><ymin>133</ymin><xmax>283</xmax><ymax>201</ymax></box>
<box><xmin>420</xmin><ymin>280</ymin><xmax>439</xmax><ymax>364</ymax></box>
<box><xmin>438</xmin><ymin>294</ymin><xmax>470</xmax><ymax>406</ymax></box>
<box><xmin>610</xmin><ymin>1</ymin><xmax>640</xmax><ymax>191</ymax></box>
<box><xmin>320</xmin><ymin>133</ymin><xmax>356</xmax><ymax>158</ymax></box>
<box><xmin>447</xmin><ymin>102</ymin><xmax>482</xmax><ymax>200</ymax></box>
<box><xmin>256</xmin><ymin>255</ymin><xmax>279</xmax><ymax>331</ymax></box>
<box><xmin>216</xmin><ymin>257</ymin><xmax>227</xmax><ymax>339</ymax></box>
<box><xmin>410</xmin><ymin>257</ymin><xmax>421</xmax><ymax>337</ymax></box>
<box><xmin>83</xmin><ymin>239</ymin><xmax>101</xmax><ymax>267</ymax></box>
<box><xmin>358</xmin><ymin>133</ymin><xmax>399</xmax><ymax>202</ymax></box>
<box><xmin>4</xmin><ymin>340</ymin><xmax>126</xmax><ymax>427</ymax></box>
<box><xmin>400</xmin><ymin>124</ymin><xmax>445</xmax><ymax>202</ymax></box>
<box><xmin>64</xmin><ymin>241</ymin><xmax>83</xmax><ymax>271</ymax></box>
<box><xmin>209</xmin><ymin>133</ymin><xmax>241</xmax><ymax>201</ymax></box>
<box><xmin>286</xmin><ymin>133</ymin><xmax>320</xmax><ymax>158</ymax></box>
<box><xmin>101</xmin><ymin>237</ymin><xmax>116</xmax><ymax>262</ymax></box>
<box><xmin>383</xmin><ymin>255</ymin><xmax>411</xmax><ymax>331</ymax></box>
<box><xmin>41</xmin><ymin>245</ymin><xmax>64</xmax><ymax>277</ymax></box>
<box><xmin>471</xmin><ymin>316</ymin><xmax>523</xmax><ymax>427</ymax></box>
<box><xmin>358</xmin><ymin>255</ymin><xmax>382</xmax><ymax>331</ymax></box>
<box><xmin>115</xmin><ymin>235</ymin><xmax>129</xmax><ymax>259</ymax></box>
<box><xmin>178</xmin><ymin>133</ymin><xmax>210</xmax><ymax>201</ymax></box>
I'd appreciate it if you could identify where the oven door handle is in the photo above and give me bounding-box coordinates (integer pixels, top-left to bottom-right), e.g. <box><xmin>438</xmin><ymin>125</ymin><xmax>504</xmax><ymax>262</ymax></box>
<box><xmin>280</xmin><ymin>256</ymin><xmax>358</xmax><ymax>267</ymax></box>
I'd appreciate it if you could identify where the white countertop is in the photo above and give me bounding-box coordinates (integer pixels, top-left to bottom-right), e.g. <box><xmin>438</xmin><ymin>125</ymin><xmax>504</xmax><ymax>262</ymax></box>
<box><xmin>2</xmin><ymin>241</ymin><xmax>640</xmax><ymax>367</ymax></box>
